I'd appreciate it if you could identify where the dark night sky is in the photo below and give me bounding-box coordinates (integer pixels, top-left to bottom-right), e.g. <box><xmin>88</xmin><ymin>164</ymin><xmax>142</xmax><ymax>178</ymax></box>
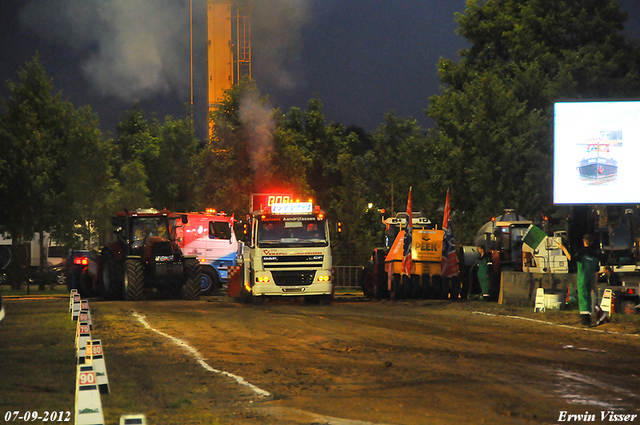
<box><xmin>1</xmin><ymin>1</ymin><xmax>639</xmax><ymax>142</ymax></box>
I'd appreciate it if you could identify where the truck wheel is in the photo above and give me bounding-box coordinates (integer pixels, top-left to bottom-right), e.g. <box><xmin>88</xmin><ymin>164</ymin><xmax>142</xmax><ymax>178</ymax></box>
<box><xmin>376</xmin><ymin>270</ymin><xmax>389</xmax><ymax>299</ymax></box>
<box><xmin>124</xmin><ymin>259</ymin><xmax>144</xmax><ymax>301</ymax></box>
<box><xmin>182</xmin><ymin>259</ymin><xmax>201</xmax><ymax>301</ymax></box>
<box><xmin>200</xmin><ymin>267</ymin><xmax>219</xmax><ymax>296</ymax></box>
<box><xmin>102</xmin><ymin>251</ymin><xmax>122</xmax><ymax>300</ymax></box>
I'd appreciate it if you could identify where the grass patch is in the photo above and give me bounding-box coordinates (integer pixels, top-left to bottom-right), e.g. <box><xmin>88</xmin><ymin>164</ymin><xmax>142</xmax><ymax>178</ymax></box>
<box><xmin>0</xmin><ymin>299</ymin><xmax>242</xmax><ymax>425</ymax></box>
<box><xmin>0</xmin><ymin>299</ymin><xmax>76</xmax><ymax>414</ymax></box>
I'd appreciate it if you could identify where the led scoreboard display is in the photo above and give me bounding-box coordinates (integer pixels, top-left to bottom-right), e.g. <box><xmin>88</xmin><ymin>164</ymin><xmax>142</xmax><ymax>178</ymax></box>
<box><xmin>251</xmin><ymin>193</ymin><xmax>293</xmax><ymax>212</ymax></box>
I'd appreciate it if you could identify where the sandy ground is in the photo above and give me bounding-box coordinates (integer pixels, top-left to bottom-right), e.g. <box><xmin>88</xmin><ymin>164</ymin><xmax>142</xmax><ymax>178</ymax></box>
<box><xmin>2</xmin><ymin>293</ymin><xmax>640</xmax><ymax>424</ymax></box>
<box><xmin>86</xmin><ymin>296</ymin><xmax>640</xmax><ymax>425</ymax></box>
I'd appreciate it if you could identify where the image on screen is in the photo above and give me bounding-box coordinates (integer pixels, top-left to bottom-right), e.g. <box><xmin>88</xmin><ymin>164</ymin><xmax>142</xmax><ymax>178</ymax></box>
<box><xmin>554</xmin><ymin>101</ymin><xmax>640</xmax><ymax>204</ymax></box>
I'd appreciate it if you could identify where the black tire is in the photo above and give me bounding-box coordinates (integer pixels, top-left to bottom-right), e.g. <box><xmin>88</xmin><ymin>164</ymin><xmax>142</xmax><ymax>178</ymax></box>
<box><xmin>376</xmin><ymin>270</ymin><xmax>389</xmax><ymax>299</ymax></box>
<box><xmin>360</xmin><ymin>265</ymin><xmax>375</xmax><ymax>298</ymax></box>
<box><xmin>467</xmin><ymin>264</ymin><xmax>480</xmax><ymax>298</ymax></box>
<box><xmin>80</xmin><ymin>270</ymin><xmax>95</xmax><ymax>298</ymax></box>
<box><xmin>390</xmin><ymin>274</ymin><xmax>402</xmax><ymax>300</ymax></box>
<box><xmin>411</xmin><ymin>274</ymin><xmax>421</xmax><ymax>299</ymax></box>
<box><xmin>320</xmin><ymin>294</ymin><xmax>333</xmax><ymax>305</ymax></box>
<box><xmin>421</xmin><ymin>274</ymin><xmax>431</xmax><ymax>299</ymax></box>
<box><xmin>182</xmin><ymin>258</ymin><xmax>201</xmax><ymax>300</ymax></box>
<box><xmin>449</xmin><ymin>275</ymin><xmax>461</xmax><ymax>300</ymax></box>
<box><xmin>200</xmin><ymin>267</ymin><xmax>219</xmax><ymax>295</ymax></box>
<box><xmin>124</xmin><ymin>259</ymin><xmax>144</xmax><ymax>301</ymax></box>
<box><xmin>432</xmin><ymin>274</ymin><xmax>443</xmax><ymax>299</ymax></box>
<box><xmin>101</xmin><ymin>251</ymin><xmax>122</xmax><ymax>300</ymax></box>
<box><xmin>619</xmin><ymin>300</ymin><xmax>638</xmax><ymax>315</ymax></box>
<box><xmin>441</xmin><ymin>275</ymin><xmax>451</xmax><ymax>300</ymax></box>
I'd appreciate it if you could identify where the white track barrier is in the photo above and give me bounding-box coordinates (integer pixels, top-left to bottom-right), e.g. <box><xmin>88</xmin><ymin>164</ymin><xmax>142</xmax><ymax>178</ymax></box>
<box><xmin>71</xmin><ymin>293</ymin><xmax>81</xmax><ymax>321</ymax></box>
<box><xmin>90</xmin><ymin>339</ymin><xmax>110</xmax><ymax>395</ymax></box>
<box><xmin>69</xmin><ymin>290</ymin><xmax>78</xmax><ymax>312</ymax></box>
<box><xmin>75</xmin><ymin>364</ymin><xmax>105</xmax><ymax>425</ymax></box>
<box><xmin>597</xmin><ymin>288</ymin><xmax>613</xmax><ymax>325</ymax></box>
<box><xmin>75</xmin><ymin>321</ymin><xmax>91</xmax><ymax>365</ymax></box>
<box><xmin>79</xmin><ymin>309</ymin><xmax>93</xmax><ymax>332</ymax></box>
<box><xmin>80</xmin><ymin>300</ymin><xmax>92</xmax><ymax>330</ymax></box>
<box><xmin>534</xmin><ymin>287</ymin><xmax>545</xmax><ymax>312</ymax></box>
<box><xmin>119</xmin><ymin>414</ymin><xmax>147</xmax><ymax>425</ymax></box>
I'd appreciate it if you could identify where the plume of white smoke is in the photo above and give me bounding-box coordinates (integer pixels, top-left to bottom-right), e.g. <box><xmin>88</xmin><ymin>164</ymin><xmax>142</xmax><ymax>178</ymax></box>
<box><xmin>239</xmin><ymin>90</ymin><xmax>275</xmax><ymax>181</ymax></box>
<box><xmin>251</xmin><ymin>0</ymin><xmax>313</xmax><ymax>90</ymax></box>
<box><xmin>18</xmin><ymin>0</ymin><xmax>314</xmax><ymax>105</ymax></box>
<box><xmin>19</xmin><ymin>0</ymin><xmax>190</xmax><ymax>101</ymax></box>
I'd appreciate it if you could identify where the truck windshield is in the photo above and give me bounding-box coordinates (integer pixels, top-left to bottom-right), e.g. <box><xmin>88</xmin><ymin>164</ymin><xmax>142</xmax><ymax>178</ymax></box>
<box><xmin>132</xmin><ymin>217</ymin><xmax>169</xmax><ymax>240</ymax></box>
<box><xmin>257</xmin><ymin>218</ymin><xmax>327</xmax><ymax>247</ymax></box>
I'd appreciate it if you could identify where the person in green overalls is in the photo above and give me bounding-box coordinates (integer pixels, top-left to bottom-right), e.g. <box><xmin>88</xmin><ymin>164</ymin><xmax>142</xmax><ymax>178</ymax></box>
<box><xmin>559</xmin><ymin>234</ymin><xmax>600</xmax><ymax>327</ymax></box>
<box><xmin>477</xmin><ymin>246</ymin><xmax>492</xmax><ymax>301</ymax></box>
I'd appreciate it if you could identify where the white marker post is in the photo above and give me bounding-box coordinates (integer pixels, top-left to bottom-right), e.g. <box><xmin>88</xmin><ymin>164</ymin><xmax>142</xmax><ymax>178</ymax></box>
<box><xmin>69</xmin><ymin>289</ymin><xmax>78</xmax><ymax>312</ymax></box>
<box><xmin>534</xmin><ymin>287</ymin><xmax>546</xmax><ymax>312</ymax></box>
<box><xmin>71</xmin><ymin>293</ymin><xmax>81</xmax><ymax>321</ymax></box>
<box><xmin>597</xmin><ymin>288</ymin><xmax>613</xmax><ymax>325</ymax></box>
<box><xmin>119</xmin><ymin>414</ymin><xmax>147</xmax><ymax>425</ymax></box>
<box><xmin>75</xmin><ymin>364</ymin><xmax>105</xmax><ymax>425</ymax></box>
<box><xmin>91</xmin><ymin>339</ymin><xmax>110</xmax><ymax>395</ymax></box>
<box><xmin>78</xmin><ymin>304</ymin><xmax>92</xmax><ymax>331</ymax></box>
<box><xmin>76</xmin><ymin>321</ymin><xmax>91</xmax><ymax>365</ymax></box>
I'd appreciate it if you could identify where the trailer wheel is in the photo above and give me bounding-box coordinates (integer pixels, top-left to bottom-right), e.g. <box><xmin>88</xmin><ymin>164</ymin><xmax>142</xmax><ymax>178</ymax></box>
<box><xmin>376</xmin><ymin>271</ymin><xmax>389</xmax><ymax>299</ymax></box>
<box><xmin>619</xmin><ymin>300</ymin><xmax>638</xmax><ymax>315</ymax></box>
<box><xmin>390</xmin><ymin>274</ymin><xmax>402</xmax><ymax>300</ymax></box>
<box><xmin>421</xmin><ymin>274</ymin><xmax>431</xmax><ymax>298</ymax></box>
<box><xmin>432</xmin><ymin>275</ymin><xmax>443</xmax><ymax>299</ymax></box>
<box><xmin>182</xmin><ymin>259</ymin><xmax>201</xmax><ymax>301</ymax></box>
<box><xmin>200</xmin><ymin>267</ymin><xmax>219</xmax><ymax>296</ymax></box>
<box><xmin>449</xmin><ymin>275</ymin><xmax>461</xmax><ymax>300</ymax></box>
<box><xmin>102</xmin><ymin>251</ymin><xmax>122</xmax><ymax>300</ymax></box>
<box><xmin>124</xmin><ymin>259</ymin><xmax>144</xmax><ymax>301</ymax></box>
<box><xmin>411</xmin><ymin>274</ymin><xmax>421</xmax><ymax>298</ymax></box>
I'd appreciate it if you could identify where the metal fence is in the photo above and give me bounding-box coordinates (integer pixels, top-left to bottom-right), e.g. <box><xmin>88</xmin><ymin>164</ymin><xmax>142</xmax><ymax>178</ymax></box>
<box><xmin>332</xmin><ymin>266</ymin><xmax>364</xmax><ymax>289</ymax></box>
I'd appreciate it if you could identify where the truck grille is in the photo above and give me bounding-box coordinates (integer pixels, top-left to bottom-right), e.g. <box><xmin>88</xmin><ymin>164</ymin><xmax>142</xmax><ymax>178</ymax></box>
<box><xmin>271</xmin><ymin>271</ymin><xmax>315</xmax><ymax>286</ymax></box>
<box><xmin>262</xmin><ymin>255</ymin><xmax>323</xmax><ymax>270</ymax></box>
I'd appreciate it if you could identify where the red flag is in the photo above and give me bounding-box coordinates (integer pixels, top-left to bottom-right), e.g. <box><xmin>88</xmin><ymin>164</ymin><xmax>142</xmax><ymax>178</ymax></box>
<box><xmin>441</xmin><ymin>189</ymin><xmax>459</xmax><ymax>277</ymax></box>
<box><xmin>403</xmin><ymin>187</ymin><xmax>413</xmax><ymax>275</ymax></box>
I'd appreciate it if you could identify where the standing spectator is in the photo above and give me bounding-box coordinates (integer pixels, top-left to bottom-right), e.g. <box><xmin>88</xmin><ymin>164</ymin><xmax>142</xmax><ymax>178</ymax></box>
<box><xmin>477</xmin><ymin>246</ymin><xmax>492</xmax><ymax>301</ymax></box>
<box><xmin>559</xmin><ymin>235</ymin><xmax>600</xmax><ymax>326</ymax></box>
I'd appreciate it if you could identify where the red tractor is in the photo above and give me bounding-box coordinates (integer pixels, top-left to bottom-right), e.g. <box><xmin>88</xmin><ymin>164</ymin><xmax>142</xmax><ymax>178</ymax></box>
<box><xmin>86</xmin><ymin>208</ymin><xmax>201</xmax><ymax>301</ymax></box>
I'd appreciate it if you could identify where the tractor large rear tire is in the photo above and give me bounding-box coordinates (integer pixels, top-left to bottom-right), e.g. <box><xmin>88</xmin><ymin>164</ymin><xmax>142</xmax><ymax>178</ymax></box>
<box><xmin>124</xmin><ymin>259</ymin><xmax>144</xmax><ymax>301</ymax></box>
<box><xmin>183</xmin><ymin>259</ymin><xmax>201</xmax><ymax>300</ymax></box>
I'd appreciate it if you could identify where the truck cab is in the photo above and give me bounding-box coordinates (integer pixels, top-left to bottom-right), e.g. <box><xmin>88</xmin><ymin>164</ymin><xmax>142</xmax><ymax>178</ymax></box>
<box><xmin>241</xmin><ymin>201</ymin><xmax>333</xmax><ymax>302</ymax></box>
<box><xmin>173</xmin><ymin>210</ymin><xmax>242</xmax><ymax>295</ymax></box>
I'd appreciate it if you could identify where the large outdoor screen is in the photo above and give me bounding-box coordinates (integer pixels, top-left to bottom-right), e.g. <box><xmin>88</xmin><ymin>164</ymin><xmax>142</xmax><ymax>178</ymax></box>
<box><xmin>554</xmin><ymin>101</ymin><xmax>640</xmax><ymax>204</ymax></box>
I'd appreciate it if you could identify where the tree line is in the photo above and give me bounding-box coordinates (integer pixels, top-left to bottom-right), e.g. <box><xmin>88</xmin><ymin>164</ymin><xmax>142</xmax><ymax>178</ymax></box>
<box><xmin>2</xmin><ymin>1</ymin><xmax>640</xmax><ymax>285</ymax></box>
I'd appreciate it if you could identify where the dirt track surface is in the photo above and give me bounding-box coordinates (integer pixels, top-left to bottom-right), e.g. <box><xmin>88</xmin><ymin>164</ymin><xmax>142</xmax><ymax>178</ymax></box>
<box><xmin>4</xmin><ymin>295</ymin><xmax>640</xmax><ymax>424</ymax></box>
<box><xmin>74</xmin><ymin>296</ymin><xmax>639</xmax><ymax>425</ymax></box>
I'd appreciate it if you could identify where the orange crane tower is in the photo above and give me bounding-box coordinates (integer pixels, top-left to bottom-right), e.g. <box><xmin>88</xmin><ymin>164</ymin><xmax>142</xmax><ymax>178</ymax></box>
<box><xmin>206</xmin><ymin>0</ymin><xmax>252</xmax><ymax>137</ymax></box>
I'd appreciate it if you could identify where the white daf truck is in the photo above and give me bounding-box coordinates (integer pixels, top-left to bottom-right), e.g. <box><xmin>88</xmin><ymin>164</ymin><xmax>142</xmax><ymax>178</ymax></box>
<box><xmin>240</xmin><ymin>201</ymin><xmax>333</xmax><ymax>303</ymax></box>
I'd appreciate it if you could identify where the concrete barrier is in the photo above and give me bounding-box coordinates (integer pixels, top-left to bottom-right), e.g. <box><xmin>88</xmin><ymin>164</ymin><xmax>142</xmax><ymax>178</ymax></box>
<box><xmin>499</xmin><ymin>271</ymin><xmax>576</xmax><ymax>306</ymax></box>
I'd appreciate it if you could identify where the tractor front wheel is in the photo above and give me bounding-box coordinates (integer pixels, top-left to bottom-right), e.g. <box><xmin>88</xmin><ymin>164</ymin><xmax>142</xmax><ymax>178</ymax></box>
<box><xmin>124</xmin><ymin>259</ymin><xmax>144</xmax><ymax>301</ymax></box>
<box><xmin>182</xmin><ymin>259</ymin><xmax>201</xmax><ymax>301</ymax></box>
